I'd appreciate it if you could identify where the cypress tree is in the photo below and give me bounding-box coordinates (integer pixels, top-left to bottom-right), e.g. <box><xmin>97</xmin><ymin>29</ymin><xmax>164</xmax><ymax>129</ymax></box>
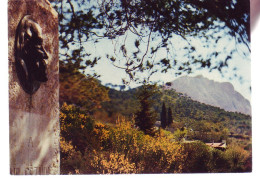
<box><xmin>167</xmin><ymin>107</ymin><xmax>173</xmax><ymax>126</ymax></box>
<box><xmin>161</xmin><ymin>102</ymin><xmax>167</xmax><ymax>129</ymax></box>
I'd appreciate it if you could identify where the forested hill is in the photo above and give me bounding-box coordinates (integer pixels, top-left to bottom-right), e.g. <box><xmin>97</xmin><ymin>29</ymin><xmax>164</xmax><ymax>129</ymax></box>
<box><xmin>99</xmin><ymin>86</ymin><xmax>251</xmax><ymax>138</ymax></box>
<box><xmin>102</xmin><ymin>86</ymin><xmax>250</xmax><ymax>119</ymax></box>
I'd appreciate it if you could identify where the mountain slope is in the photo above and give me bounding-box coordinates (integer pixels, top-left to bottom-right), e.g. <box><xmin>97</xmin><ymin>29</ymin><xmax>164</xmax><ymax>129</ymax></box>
<box><xmin>165</xmin><ymin>75</ymin><xmax>251</xmax><ymax>115</ymax></box>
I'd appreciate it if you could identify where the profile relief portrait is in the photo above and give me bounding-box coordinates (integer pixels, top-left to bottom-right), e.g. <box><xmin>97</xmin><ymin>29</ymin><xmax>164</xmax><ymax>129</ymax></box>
<box><xmin>15</xmin><ymin>15</ymin><xmax>48</xmax><ymax>95</ymax></box>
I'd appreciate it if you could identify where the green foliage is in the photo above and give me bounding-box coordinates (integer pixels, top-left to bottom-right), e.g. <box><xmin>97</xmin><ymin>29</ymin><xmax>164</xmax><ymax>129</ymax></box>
<box><xmin>101</xmin><ymin>87</ymin><xmax>138</xmax><ymax>118</ymax></box>
<box><xmin>99</xmin><ymin>0</ymin><xmax>250</xmax><ymax>79</ymax></box>
<box><xmin>161</xmin><ymin>103</ymin><xmax>174</xmax><ymax>128</ymax></box>
<box><xmin>101</xmin><ymin>87</ymin><xmax>251</xmax><ymax>141</ymax></box>
<box><xmin>51</xmin><ymin>0</ymin><xmax>104</xmax><ymax>72</ymax></box>
<box><xmin>154</xmin><ymin>89</ymin><xmax>251</xmax><ymax>142</ymax></box>
<box><xmin>58</xmin><ymin>72</ymin><xmax>252</xmax><ymax>174</ymax></box>
<box><xmin>173</xmin><ymin>128</ymin><xmax>187</xmax><ymax>142</ymax></box>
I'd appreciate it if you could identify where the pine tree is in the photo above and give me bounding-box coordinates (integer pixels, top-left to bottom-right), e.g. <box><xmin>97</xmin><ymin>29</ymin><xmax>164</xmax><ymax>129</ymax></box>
<box><xmin>167</xmin><ymin>107</ymin><xmax>173</xmax><ymax>127</ymax></box>
<box><xmin>161</xmin><ymin>102</ymin><xmax>167</xmax><ymax>129</ymax></box>
<box><xmin>135</xmin><ymin>84</ymin><xmax>158</xmax><ymax>135</ymax></box>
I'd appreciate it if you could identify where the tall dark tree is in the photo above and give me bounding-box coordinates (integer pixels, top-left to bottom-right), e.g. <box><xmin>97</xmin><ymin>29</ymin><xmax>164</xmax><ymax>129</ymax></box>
<box><xmin>161</xmin><ymin>102</ymin><xmax>167</xmax><ymax>129</ymax></box>
<box><xmin>167</xmin><ymin>107</ymin><xmax>173</xmax><ymax>126</ymax></box>
<box><xmin>135</xmin><ymin>84</ymin><xmax>158</xmax><ymax>134</ymax></box>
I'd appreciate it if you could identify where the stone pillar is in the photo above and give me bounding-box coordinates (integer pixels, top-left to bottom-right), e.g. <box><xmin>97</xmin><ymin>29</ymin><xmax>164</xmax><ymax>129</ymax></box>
<box><xmin>8</xmin><ymin>0</ymin><xmax>59</xmax><ymax>175</ymax></box>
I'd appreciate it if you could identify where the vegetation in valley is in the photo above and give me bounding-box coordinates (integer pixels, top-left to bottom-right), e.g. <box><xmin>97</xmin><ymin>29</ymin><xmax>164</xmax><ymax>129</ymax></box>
<box><xmin>59</xmin><ymin>78</ymin><xmax>252</xmax><ymax>174</ymax></box>
<box><xmin>60</xmin><ymin>103</ymin><xmax>251</xmax><ymax>174</ymax></box>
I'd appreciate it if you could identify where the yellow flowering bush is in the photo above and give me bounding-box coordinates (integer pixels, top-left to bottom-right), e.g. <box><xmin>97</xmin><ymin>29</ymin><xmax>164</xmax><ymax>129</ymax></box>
<box><xmin>91</xmin><ymin>122</ymin><xmax>110</xmax><ymax>150</ymax></box>
<box><xmin>60</xmin><ymin>102</ymin><xmax>95</xmax><ymax>153</ymax></box>
<box><xmin>61</xmin><ymin>114</ymin><xmax>250</xmax><ymax>174</ymax></box>
<box><xmin>85</xmin><ymin>150</ymin><xmax>137</xmax><ymax>174</ymax></box>
<box><xmin>60</xmin><ymin>137</ymin><xmax>75</xmax><ymax>157</ymax></box>
<box><xmin>134</xmin><ymin>132</ymin><xmax>186</xmax><ymax>173</ymax></box>
<box><xmin>85</xmin><ymin>118</ymin><xmax>186</xmax><ymax>173</ymax></box>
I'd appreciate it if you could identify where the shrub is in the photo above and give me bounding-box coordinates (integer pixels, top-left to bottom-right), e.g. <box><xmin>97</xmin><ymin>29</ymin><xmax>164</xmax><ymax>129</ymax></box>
<box><xmin>225</xmin><ymin>144</ymin><xmax>250</xmax><ymax>172</ymax></box>
<box><xmin>60</xmin><ymin>103</ymin><xmax>95</xmax><ymax>153</ymax></box>
<box><xmin>210</xmin><ymin>148</ymin><xmax>230</xmax><ymax>172</ymax></box>
<box><xmin>83</xmin><ymin>151</ymin><xmax>137</xmax><ymax>174</ymax></box>
<box><xmin>181</xmin><ymin>141</ymin><xmax>212</xmax><ymax>173</ymax></box>
<box><xmin>138</xmin><ymin>134</ymin><xmax>185</xmax><ymax>173</ymax></box>
<box><xmin>60</xmin><ymin>137</ymin><xmax>84</xmax><ymax>174</ymax></box>
<box><xmin>173</xmin><ymin>128</ymin><xmax>187</xmax><ymax>142</ymax></box>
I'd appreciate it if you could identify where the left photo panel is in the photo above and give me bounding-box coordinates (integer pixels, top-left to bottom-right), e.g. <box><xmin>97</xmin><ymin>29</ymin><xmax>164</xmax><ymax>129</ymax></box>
<box><xmin>8</xmin><ymin>0</ymin><xmax>60</xmax><ymax>175</ymax></box>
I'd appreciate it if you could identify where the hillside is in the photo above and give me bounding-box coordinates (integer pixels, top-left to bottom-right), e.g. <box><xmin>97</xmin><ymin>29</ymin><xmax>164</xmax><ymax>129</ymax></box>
<box><xmin>164</xmin><ymin>75</ymin><xmax>251</xmax><ymax>115</ymax></box>
<box><xmin>98</xmin><ymin>85</ymin><xmax>251</xmax><ymax>140</ymax></box>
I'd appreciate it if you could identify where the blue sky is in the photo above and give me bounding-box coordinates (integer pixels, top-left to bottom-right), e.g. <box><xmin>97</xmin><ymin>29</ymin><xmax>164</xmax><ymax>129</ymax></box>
<box><xmin>84</xmin><ymin>28</ymin><xmax>251</xmax><ymax>101</ymax></box>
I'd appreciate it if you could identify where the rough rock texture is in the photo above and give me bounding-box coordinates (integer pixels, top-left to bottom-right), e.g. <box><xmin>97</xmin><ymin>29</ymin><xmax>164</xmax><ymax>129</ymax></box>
<box><xmin>9</xmin><ymin>0</ymin><xmax>59</xmax><ymax>175</ymax></box>
<box><xmin>165</xmin><ymin>75</ymin><xmax>251</xmax><ymax>115</ymax></box>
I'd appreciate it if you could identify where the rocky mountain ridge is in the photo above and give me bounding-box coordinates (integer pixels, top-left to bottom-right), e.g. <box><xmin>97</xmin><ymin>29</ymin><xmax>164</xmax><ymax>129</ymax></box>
<box><xmin>164</xmin><ymin>75</ymin><xmax>251</xmax><ymax>115</ymax></box>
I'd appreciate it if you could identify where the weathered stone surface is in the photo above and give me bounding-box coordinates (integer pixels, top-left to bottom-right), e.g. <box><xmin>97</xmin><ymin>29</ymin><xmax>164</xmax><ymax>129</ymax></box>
<box><xmin>9</xmin><ymin>0</ymin><xmax>59</xmax><ymax>175</ymax></box>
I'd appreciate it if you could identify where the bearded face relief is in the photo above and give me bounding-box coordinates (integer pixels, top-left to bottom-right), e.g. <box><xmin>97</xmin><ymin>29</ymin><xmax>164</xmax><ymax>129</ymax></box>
<box><xmin>15</xmin><ymin>15</ymin><xmax>48</xmax><ymax>95</ymax></box>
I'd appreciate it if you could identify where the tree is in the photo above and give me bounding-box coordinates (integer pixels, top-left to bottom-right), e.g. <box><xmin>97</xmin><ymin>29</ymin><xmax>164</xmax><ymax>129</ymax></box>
<box><xmin>51</xmin><ymin>0</ymin><xmax>250</xmax><ymax>84</ymax></box>
<box><xmin>160</xmin><ymin>102</ymin><xmax>167</xmax><ymax>129</ymax></box>
<box><xmin>59</xmin><ymin>61</ymin><xmax>110</xmax><ymax>113</ymax></box>
<box><xmin>135</xmin><ymin>84</ymin><xmax>158</xmax><ymax>134</ymax></box>
<box><xmin>167</xmin><ymin>107</ymin><xmax>173</xmax><ymax>126</ymax></box>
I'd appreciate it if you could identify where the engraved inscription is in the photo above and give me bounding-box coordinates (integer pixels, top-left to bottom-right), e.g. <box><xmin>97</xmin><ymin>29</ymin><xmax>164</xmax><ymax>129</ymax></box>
<box><xmin>10</xmin><ymin>167</ymin><xmax>20</xmax><ymax>175</ymax></box>
<box><xmin>36</xmin><ymin>166</ymin><xmax>50</xmax><ymax>175</ymax></box>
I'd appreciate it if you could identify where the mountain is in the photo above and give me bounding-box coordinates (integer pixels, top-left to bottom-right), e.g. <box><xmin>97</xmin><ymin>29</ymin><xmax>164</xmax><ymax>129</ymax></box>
<box><xmin>164</xmin><ymin>75</ymin><xmax>251</xmax><ymax>115</ymax></box>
